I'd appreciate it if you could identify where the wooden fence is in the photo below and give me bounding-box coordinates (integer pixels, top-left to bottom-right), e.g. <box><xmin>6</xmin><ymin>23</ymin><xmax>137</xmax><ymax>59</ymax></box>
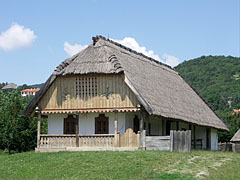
<box><xmin>170</xmin><ymin>130</ymin><xmax>191</xmax><ymax>152</ymax></box>
<box><xmin>218</xmin><ymin>142</ymin><xmax>240</xmax><ymax>153</ymax></box>
<box><xmin>119</xmin><ymin>128</ymin><xmax>140</xmax><ymax>147</ymax></box>
<box><xmin>40</xmin><ymin>134</ymin><xmax>114</xmax><ymax>148</ymax></box>
<box><xmin>146</xmin><ymin>136</ymin><xmax>170</xmax><ymax>150</ymax></box>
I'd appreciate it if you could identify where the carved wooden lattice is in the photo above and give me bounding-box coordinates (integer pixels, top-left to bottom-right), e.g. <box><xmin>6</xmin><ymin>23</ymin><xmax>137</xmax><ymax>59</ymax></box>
<box><xmin>76</xmin><ymin>77</ymin><xmax>98</xmax><ymax>98</ymax></box>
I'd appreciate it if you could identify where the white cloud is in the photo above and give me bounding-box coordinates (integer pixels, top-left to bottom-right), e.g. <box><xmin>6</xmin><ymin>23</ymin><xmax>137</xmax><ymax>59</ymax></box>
<box><xmin>112</xmin><ymin>37</ymin><xmax>180</xmax><ymax>67</ymax></box>
<box><xmin>0</xmin><ymin>23</ymin><xmax>37</xmax><ymax>51</ymax></box>
<box><xmin>63</xmin><ymin>37</ymin><xmax>180</xmax><ymax>67</ymax></box>
<box><xmin>112</xmin><ymin>37</ymin><xmax>161</xmax><ymax>61</ymax></box>
<box><xmin>162</xmin><ymin>53</ymin><xmax>180</xmax><ymax>67</ymax></box>
<box><xmin>64</xmin><ymin>42</ymin><xmax>87</xmax><ymax>56</ymax></box>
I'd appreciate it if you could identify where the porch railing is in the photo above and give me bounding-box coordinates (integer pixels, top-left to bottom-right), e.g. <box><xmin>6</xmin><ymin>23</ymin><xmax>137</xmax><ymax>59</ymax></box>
<box><xmin>40</xmin><ymin>134</ymin><xmax>115</xmax><ymax>148</ymax></box>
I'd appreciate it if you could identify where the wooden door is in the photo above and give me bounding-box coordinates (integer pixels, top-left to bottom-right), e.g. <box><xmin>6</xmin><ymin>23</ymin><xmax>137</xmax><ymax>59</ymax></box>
<box><xmin>166</xmin><ymin>121</ymin><xmax>171</xmax><ymax>135</ymax></box>
<box><xmin>64</xmin><ymin>115</ymin><xmax>77</xmax><ymax>134</ymax></box>
<box><xmin>206</xmin><ymin>128</ymin><xmax>211</xmax><ymax>149</ymax></box>
<box><xmin>95</xmin><ymin>114</ymin><xmax>109</xmax><ymax>134</ymax></box>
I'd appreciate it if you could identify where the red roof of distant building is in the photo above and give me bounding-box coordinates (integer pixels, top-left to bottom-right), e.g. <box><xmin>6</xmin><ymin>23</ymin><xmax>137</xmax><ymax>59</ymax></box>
<box><xmin>20</xmin><ymin>88</ymin><xmax>40</xmax><ymax>93</ymax></box>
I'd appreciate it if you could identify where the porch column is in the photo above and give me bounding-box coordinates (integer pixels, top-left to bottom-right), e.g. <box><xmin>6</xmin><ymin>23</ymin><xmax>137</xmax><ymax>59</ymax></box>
<box><xmin>114</xmin><ymin>110</ymin><xmax>118</xmax><ymax>134</ymax></box>
<box><xmin>139</xmin><ymin>106</ymin><xmax>146</xmax><ymax>149</ymax></box>
<box><xmin>176</xmin><ymin>121</ymin><xmax>179</xmax><ymax>131</ymax></box>
<box><xmin>75</xmin><ymin>113</ymin><xmax>79</xmax><ymax>147</ymax></box>
<box><xmin>193</xmin><ymin>125</ymin><xmax>196</xmax><ymax>149</ymax></box>
<box><xmin>162</xmin><ymin>118</ymin><xmax>166</xmax><ymax>136</ymax></box>
<box><xmin>36</xmin><ymin>107</ymin><xmax>41</xmax><ymax>149</ymax></box>
<box><xmin>114</xmin><ymin>110</ymin><xmax>119</xmax><ymax>147</ymax></box>
<box><xmin>140</xmin><ymin>109</ymin><xmax>144</xmax><ymax>132</ymax></box>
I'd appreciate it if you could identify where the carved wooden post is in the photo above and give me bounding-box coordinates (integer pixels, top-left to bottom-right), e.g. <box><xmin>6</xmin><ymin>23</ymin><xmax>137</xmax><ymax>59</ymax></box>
<box><xmin>114</xmin><ymin>110</ymin><xmax>118</xmax><ymax>134</ymax></box>
<box><xmin>140</xmin><ymin>108</ymin><xmax>143</xmax><ymax>132</ymax></box>
<box><xmin>75</xmin><ymin>113</ymin><xmax>79</xmax><ymax>147</ymax></box>
<box><xmin>162</xmin><ymin>118</ymin><xmax>166</xmax><ymax>136</ymax></box>
<box><xmin>114</xmin><ymin>110</ymin><xmax>119</xmax><ymax>147</ymax></box>
<box><xmin>36</xmin><ymin>107</ymin><xmax>41</xmax><ymax>149</ymax></box>
<box><xmin>193</xmin><ymin>125</ymin><xmax>196</xmax><ymax>149</ymax></box>
<box><xmin>138</xmin><ymin>105</ymin><xmax>146</xmax><ymax>149</ymax></box>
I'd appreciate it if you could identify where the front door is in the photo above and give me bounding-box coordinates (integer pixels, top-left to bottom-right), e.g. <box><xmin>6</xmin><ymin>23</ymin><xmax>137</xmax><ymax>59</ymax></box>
<box><xmin>133</xmin><ymin>115</ymin><xmax>140</xmax><ymax>133</ymax></box>
<box><xmin>64</xmin><ymin>115</ymin><xmax>77</xmax><ymax>134</ymax></box>
<box><xmin>95</xmin><ymin>114</ymin><xmax>109</xmax><ymax>134</ymax></box>
<box><xmin>206</xmin><ymin>128</ymin><xmax>211</xmax><ymax>149</ymax></box>
<box><xmin>166</xmin><ymin>121</ymin><xmax>171</xmax><ymax>135</ymax></box>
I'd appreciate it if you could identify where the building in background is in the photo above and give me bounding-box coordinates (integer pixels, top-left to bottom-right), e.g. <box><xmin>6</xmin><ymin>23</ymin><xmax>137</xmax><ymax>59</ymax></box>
<box><xmin>1</xmin><ymin>83</ymin><xmax>17</xmax><ymax>91</ymax></box>
<box><xmin>20</xmin><ymin>88</ymin><xmax>40</xmax><ymax>96</ymax></box>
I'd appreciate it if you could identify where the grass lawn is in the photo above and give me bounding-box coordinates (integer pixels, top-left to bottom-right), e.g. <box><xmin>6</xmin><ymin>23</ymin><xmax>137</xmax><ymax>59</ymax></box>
<box><xmin>0</xmin><ymin>150</ymin><xmax>239</xmax><ymax>180</ymax></box>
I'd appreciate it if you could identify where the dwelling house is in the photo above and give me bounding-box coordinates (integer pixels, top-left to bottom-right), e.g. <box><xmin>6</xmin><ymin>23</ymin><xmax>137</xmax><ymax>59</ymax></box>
<box><xmin>1</xmin><ymin>83</ymin><xmax>17</xmax><ymax>91</ymax></box>
<box><xmin>231</xmin><ymin>129</ymin><xmax>240</xmax><ymax>153</ymax></box>
<box><xmin>23</xmin><ymin>36</ymin><xmax>228</xmax><ymax>152</ymax></box>
<box><xmin>21</xmin><ymin>88</ymin><xmax>40</xmax><ymax>96</ymax></box>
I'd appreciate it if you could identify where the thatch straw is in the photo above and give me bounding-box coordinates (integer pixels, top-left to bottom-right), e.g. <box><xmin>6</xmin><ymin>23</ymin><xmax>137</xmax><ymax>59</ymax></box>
<box><xmin>231</xmin><ymin>129</ymin><xmax>240</xmax><ymax>142</ymax></box>
<box><xmin>23</xmin><ymin>35</ymin><xmax>228</xmax><ymax>131</ymax></box>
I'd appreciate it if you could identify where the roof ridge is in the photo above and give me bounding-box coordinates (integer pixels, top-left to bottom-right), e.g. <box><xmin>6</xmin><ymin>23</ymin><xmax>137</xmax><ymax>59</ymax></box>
<box><xmin>92</xmin><ymin>35</ymin><xmax>175</xmax><ymax>71</ymax></box>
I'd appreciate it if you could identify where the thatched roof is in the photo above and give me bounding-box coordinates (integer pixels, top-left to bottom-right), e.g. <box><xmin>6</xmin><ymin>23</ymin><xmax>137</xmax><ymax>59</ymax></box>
<box><xmin>231</xmin><ymin>129</ymin><xmax>240</xmax><ymax>142</ymax></box>
<box><xmin>23</xmin><ymin>35</ymin><xmax>228</xmax><ymax>131</ymax></box>
<box><xmin>1</xmin><ymin>83</ymin><xmax>17</xmax><ymax>90</ymax></box>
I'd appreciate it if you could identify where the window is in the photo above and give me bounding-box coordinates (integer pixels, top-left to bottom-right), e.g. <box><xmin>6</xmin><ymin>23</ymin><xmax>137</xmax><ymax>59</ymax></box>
<box><xmin>64</xmin><ymin>115</ymin><xmax>77</xmax><ymax>134</ymax></box>
<box><xmin>76</xmin><ymin>77</ymin><xmax>98</xmax><ymax>97</ymax></box>
<box><xmin>95</xmin><ymin>114</ymin><xmax>109</xmax><ymax>134</ymax></box>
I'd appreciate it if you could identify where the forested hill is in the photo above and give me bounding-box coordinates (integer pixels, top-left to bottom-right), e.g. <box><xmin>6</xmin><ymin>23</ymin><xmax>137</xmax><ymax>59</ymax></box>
<box><xmin>175</xmin><ymin>55</ymin><xmax>240</xmax><ymax>141</ymax></box>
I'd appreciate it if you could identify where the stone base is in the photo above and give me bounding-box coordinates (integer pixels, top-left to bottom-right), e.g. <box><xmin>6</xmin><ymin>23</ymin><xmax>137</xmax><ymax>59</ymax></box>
<box><xmin>35</xmin><ymin>147</ymin><xmax>140</xmax><ymax>152</ymax></box>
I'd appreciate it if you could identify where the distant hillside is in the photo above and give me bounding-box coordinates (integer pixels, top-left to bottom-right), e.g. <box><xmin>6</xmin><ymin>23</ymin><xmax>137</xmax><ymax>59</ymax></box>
<box><xmin>30</xmin><ymin>83</ymin><xmax>44</xmax><ymax>89</ymax></box>
<box><xmin>175</xmin><ymin>55</ymin><xmax>240</xmax><ymax>141</ymax></box>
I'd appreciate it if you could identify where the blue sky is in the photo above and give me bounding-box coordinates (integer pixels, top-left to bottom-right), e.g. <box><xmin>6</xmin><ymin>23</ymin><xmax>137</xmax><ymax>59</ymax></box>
<box><xmin>0</xmin><ymin>0</ymin><xmax>239</xmax><ymax>85</ymax></box>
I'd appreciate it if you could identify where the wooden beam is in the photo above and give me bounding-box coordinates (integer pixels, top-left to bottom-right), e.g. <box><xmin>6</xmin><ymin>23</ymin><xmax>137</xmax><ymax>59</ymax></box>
<box><xmin>114</xmin><ymin>110</ymin><xmax>119</xmax><ymax>147</ymax></box>
<box><xmin>176</xmin><ymin>121</ymin><xmax>179</xmax><ymax>131</ymax></box>
<box><xmin>193</xmin><ymin>125</ymin><xmax>196</xmax><ymax>149</ymax></box>
<box><xmin>114</xmin><ymin>110</ymin><xmax>118</xmax><ymax>134</ymax></box>
<box><xmin>162</xmin><ymin>118</ymin><xmax>166</xmax><ymax>136</ymax></box>
<box><xmin>37</xmin><ymin>112</ymin><xmax>41</xmax><ymax>148</ymax></box>
<box><xmin>139</xmin><ymin>107</ymin><xmax>144</xmax><ymax>132</ymax></box>
<box><xmin>76</xmin><ymin>114</ymin><xmax>79</xmax><ymax>147</ymax></box>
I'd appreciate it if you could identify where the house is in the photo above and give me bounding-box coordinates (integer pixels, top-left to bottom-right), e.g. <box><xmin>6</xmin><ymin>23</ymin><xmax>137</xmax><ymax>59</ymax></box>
<box><xmin>1</xmin><ymin>83</ymin><xmax>17</xmax><ymax>91</ymax></box>
<box><xmin>230</xmin><ymin>129</ymin><xmax>240</xmax><ymax>153</ymax></box>
<box><xmin>20</xmin><ymin>88</ymin><xmax>40</xmax><ymax>96</ymax></box>
<box><xmin>232</xmin><ymin>109</ymin><xmax>240</xmax><ymax>116</ymax></box>
<box><xmin>23</xmin><ymin>36</ymin><xmax>228</xmax><ymax>152</ymax></box>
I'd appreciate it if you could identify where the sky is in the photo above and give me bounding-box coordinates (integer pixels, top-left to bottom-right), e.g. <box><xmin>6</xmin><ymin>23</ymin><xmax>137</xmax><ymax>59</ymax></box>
<box><xmin>0</xmin><ymin>0</ymin><xmax>239</xmax><ymax>85</ymax></box>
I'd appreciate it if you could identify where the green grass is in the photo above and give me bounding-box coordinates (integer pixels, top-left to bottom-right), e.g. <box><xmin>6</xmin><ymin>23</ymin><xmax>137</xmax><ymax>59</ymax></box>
<box><xmin>0</xmin><ymin>150</ymin><xmax>239</xmax><ymax>180</ymax></box>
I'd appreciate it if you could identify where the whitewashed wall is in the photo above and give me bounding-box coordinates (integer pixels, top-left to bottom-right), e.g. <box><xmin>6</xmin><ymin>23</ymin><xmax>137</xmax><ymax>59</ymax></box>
<box><xmin>47</xmin><ymin>113</ymin><xmax>219</xmax><ymax>151</ymax></box>
<box><xmin>79</xmin><ymin>112</ymin><xmax>125</xmax><ymax>134</ymax></box>
<box><xmin>211</xmin><ymin>128</ymin><xmax>218</xmax><ymax>151</ymax></box>
<box><xmin>125</xmin><ymin>112</ymin><xmax>137</xmax><ymax>130</ymax></box>
<box><xmin>48</xmin><ymin>113</ymin><xmax>126</xmax><ymax>135</ymax></box>
<box><xmin>48</xmin><ymin>114</ymin><xmax>67</xmax><ymax>134</ymax></box>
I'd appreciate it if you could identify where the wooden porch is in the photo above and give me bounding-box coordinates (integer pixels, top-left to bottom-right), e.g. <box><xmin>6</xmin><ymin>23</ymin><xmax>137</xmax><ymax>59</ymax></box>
<box><xmin>36</xmin><ymin>129</ymin><xmax>141</xmax><ymax>152</ymax></box>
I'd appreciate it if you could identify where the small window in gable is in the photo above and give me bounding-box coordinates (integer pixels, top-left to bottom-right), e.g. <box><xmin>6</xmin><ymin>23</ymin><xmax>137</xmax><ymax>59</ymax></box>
<box><xmin>76</xmin><ymin>76</ymin><xmax>98</xmax><ymax>97</ymax></box>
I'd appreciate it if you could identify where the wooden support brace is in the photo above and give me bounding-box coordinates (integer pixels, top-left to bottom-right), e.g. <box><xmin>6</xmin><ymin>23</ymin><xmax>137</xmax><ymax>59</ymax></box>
<box><xmin>114</xmin><ymin>110</ymin><xmax>119</xmax><ymax>147</ymax></box>
<box><xmin>76</xmin><ymin>114</ymin><xmax>79</xmax><ymax>147</ymax></box>
<box><xmin>37</xmin><ymin>111</ymin><xmax>41</xmax><ymax>148</ymax></box>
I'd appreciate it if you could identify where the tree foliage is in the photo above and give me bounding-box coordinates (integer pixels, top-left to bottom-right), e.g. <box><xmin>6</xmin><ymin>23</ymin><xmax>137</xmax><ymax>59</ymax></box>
<box><xmin>0</xmin><ymin>90</ymin><xmax>47</xmax><ymax>153</ymax></box>
<box><xmin>175</xmin><ymin>55</ymin><xmax>240</xmax><ymax>142</ymax></box>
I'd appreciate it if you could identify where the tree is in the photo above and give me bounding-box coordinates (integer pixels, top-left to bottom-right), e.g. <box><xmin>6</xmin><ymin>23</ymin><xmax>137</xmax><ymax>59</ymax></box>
<box><xmin>0</xmin><ymin>90</ymin><xmax>47</xmax><ymax>153</ymax></box>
